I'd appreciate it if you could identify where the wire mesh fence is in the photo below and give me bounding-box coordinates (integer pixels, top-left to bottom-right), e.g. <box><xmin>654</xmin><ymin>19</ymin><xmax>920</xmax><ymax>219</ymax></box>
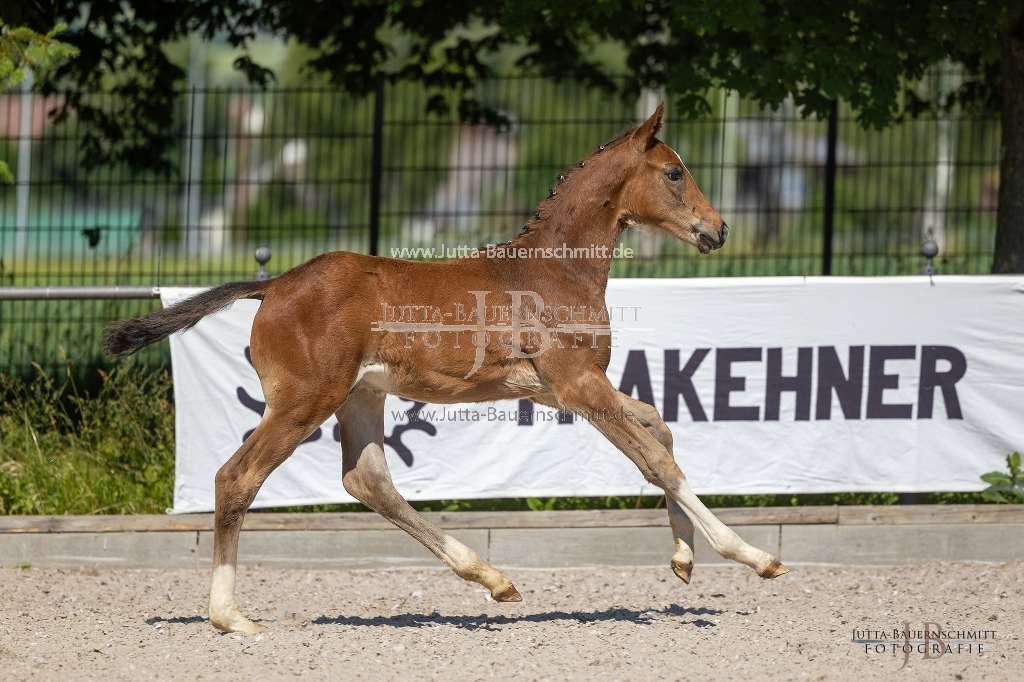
<box><xmin>0</xmin><ymin>75</ymin><xmax>1001</xmax><ymax>377</ymax></box>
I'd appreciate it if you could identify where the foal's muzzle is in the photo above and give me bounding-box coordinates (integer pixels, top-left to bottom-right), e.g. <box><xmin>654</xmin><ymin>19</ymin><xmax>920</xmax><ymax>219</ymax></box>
<box><xmin>695</xmin><ymin>221</ymin><xmax>728</xmax><ymax>254</ymax></box>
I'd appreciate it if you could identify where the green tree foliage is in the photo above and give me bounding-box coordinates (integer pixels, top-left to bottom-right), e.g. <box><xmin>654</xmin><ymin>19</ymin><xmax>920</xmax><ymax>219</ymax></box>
<box><xmin>0</xmin><ymin>21</ymin><xmax>78</xmax><ymax>90</ymax></box>
<box><xmin>14</xmin><ymin>1</ymin><xmax>1013</xmax><ymax>155</ymax></box>
<box><xmin>10</xmin><ymin>0</ymin><xmax>1024</xmax><ymax>268</ymax></box>
<box><xmin>0</xmin><ymin>20</ymin><xmax>79</xmax><ymax>182</ymax></box>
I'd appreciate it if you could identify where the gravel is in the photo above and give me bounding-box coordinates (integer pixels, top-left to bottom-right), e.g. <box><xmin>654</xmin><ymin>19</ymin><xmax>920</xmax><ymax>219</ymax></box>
<box><xmin>0</xmin><ymin>562</ymin><xmax>1020</xmax><ymax>681</ymax></box>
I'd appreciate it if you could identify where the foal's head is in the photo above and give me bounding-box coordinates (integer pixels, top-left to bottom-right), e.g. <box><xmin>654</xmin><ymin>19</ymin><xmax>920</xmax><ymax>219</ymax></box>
<box><xmin>615</xmin><ymin>104</ymin><xmax>727</xmax><ymax>254</ymax></box>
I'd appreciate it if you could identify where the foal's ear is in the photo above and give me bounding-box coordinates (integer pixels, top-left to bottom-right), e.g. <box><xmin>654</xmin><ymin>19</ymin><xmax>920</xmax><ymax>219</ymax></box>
<box><xmin>632</xmin><ymin>103</ymin><xmax>664</xmax><ymax>151</ymax></box>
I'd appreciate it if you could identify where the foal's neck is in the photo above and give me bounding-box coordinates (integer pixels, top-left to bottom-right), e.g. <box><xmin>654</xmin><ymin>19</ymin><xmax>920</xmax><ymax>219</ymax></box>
<box><xmin>505</xmin><ymin>153</ymin><xmax>629</xmax><ymax>288</ymax></box>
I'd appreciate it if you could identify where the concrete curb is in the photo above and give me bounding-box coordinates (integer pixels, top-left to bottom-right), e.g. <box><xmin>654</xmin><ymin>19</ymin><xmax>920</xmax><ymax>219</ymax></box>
<box><xmin>1</xmin><ymin>506</ymin><xmax>1022</xmax><ymax>570</ymax></box>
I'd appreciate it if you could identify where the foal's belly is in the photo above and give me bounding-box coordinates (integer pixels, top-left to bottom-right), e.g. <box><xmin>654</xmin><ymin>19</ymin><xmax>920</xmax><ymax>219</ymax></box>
<box><xmin>350</xmin><ymin>360</ymin><xmax>551</xmax><ymax>405</ymax></box>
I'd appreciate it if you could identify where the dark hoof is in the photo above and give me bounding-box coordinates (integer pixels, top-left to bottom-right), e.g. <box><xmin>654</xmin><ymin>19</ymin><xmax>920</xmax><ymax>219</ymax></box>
<box><xmin>670</xmin><ymin>558</ymin><xmax>692</xmax><ymax>584</ymax></box>
<box><xmin>492</xmin><ymin>584</ymin><xmax>522</xmax><ymax>602</ymax></box>
<box><xmin>758</xmin><ymin>558</ymin><xmax>789</xmax><ymax>579</ymax></box>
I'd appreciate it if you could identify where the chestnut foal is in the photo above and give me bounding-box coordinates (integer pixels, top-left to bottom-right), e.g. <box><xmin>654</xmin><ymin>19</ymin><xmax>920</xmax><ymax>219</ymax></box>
<box><xmin>105</xmin><ymin>104</ymin><xmax>787</xmax><ymax>634</ymax></box>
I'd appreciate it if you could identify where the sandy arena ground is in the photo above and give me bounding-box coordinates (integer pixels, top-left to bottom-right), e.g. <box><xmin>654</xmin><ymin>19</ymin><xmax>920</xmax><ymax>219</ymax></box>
<box><xmin>0</xmin><ymin>562</ymin><xmax>1020</xmax><ymax>681</ymax></box>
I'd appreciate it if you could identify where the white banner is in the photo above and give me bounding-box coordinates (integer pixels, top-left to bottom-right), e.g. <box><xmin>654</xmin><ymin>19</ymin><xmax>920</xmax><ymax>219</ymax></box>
<box><xmin>166</xmin><ymin>276</ymin><xmax>1024</xmax><ymax>513</ymax></box>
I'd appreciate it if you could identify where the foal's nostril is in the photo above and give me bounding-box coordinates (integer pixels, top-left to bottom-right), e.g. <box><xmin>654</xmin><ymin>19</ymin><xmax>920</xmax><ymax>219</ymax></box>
<box><xmin>720</xmin><ymin>222</ymin><xmax>729</xmax><ymax>244</ymax></box>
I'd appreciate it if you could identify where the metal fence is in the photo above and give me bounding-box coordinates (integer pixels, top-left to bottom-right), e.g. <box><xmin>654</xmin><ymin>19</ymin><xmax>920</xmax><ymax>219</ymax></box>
<box><xmin>0</xmin><ymin>75</ymin><xmax>1001</xmax><ymax>377</ymax></box>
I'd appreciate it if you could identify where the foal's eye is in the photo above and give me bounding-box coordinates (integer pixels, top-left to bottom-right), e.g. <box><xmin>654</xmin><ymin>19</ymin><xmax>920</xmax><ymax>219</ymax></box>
<box><xmin>668</xmin><ymin>169</ymin><xmax>683</xmax><ymax>182</ymax></box>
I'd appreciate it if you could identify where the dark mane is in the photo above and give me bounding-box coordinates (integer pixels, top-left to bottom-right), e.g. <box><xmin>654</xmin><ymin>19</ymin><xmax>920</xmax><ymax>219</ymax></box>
<box><xmin>502</xmin><ymin>127</ymin><xmax>638</xmax><ymax>249</ymax></box>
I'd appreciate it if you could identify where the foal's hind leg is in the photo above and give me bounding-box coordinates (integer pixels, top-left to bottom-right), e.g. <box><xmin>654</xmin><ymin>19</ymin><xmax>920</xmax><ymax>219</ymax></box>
<box><xmin>338</xmin><ymin>387</ymin><xmax>521</xmax><ymax>602</ymax></box>
<box><xmin>618</xmin><ymin>394</ymin><xmax>695</xmax><ymax>583</ymax></box>
<box><xmin>209</xmin><ymin>400</ymin><xmax>342</xmax><ymax>633</ymax></box>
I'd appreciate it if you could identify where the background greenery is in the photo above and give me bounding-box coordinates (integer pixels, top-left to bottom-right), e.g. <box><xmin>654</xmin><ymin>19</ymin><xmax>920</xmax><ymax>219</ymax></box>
<box><xmin>0</xmin><ymin>356</ymin><xmax>173</xmax><ymax>515</ymax></box>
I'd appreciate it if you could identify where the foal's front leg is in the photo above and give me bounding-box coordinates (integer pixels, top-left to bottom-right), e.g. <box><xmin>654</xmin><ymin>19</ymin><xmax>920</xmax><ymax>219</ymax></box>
<box><xmin>563</xmin><ymin>375</ymin><xmax>788</xmax><ymax>579</ymax></box>
<box><xmin>617</xmin><ymin>394</ymin><xmax>696</xmax><ymax>583</ymax></box>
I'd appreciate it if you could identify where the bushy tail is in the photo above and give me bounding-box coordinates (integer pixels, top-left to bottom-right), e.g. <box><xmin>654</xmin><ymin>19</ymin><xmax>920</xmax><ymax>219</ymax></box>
<box><xmin>103</xmin><ymin>280</ymin><xmax>271</xmax><ymax>356</ymax></box>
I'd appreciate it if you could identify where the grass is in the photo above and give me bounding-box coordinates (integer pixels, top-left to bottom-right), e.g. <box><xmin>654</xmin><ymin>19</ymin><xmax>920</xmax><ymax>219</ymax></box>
<box><xmin>0</xmin><ymin>355</ymin><xmax>175</xmax><ymax>515</ymax></box>
<box><xmin>0</xmin><ymin>359</ymin><xmax>990</xmax><ymax>516</ymax></box>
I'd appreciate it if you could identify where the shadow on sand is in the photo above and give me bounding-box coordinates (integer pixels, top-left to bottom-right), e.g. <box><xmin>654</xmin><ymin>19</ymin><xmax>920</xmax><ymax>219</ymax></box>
<box><xmin>311</xmin><ymin>604</ymin><xmax>723</xmax><ymax>630</ymax></box>
<box><xmin>145</xmin><ymin>605</ymin><xmax>726</xmax><ymax>631</ymax></box>
<box><xmin>147</xmin><ymin>615</ymin><xmax>207</xmax><ymax>625</ymax></box>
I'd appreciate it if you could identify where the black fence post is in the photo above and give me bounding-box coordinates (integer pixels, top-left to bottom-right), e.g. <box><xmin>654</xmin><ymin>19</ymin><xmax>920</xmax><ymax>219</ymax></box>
<box><xmin>369</xmin><ymin>72</ymin><xmax>385</xmax><ymax>256</ymax></box>
<box><xmin>822</xmin><ymin>98</ymin><xmax>838</xmax><ymax>276</ymax></box>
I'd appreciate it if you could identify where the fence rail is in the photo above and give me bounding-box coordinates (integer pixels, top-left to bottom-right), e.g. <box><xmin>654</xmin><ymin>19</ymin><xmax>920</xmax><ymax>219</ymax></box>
<box><xmin>0</xmin><ymin>75</ymin><xmax>1001</xmax><ymax>376</ymax></box>
<box><xmin>0</xmin><ymin>286</ymin><xmax>161</xmax><ymax>301</ymax></box>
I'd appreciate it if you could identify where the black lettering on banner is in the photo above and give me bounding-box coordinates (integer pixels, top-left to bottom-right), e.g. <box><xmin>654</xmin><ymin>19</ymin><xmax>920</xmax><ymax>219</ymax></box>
<box><xmin>918</xmin><ymin>346</ymin><xmax>967</xmax><ymax>419</ymax></box>
<box><xmin>815</xmin><ymin>346</ymin><xmax>865</xmax><ymax>420</ymax></box>
<box><xmin>664</xmin><ymin>349</ymin><xmax>710</xmax><ymax>422</ymax></box>
<box><xmin>619</xmin><ymin>349</ymin><xmax>655</xmax><ymax>407</ymax></box>
<box><xmin>518</xmin><ymin>398</ymin><xmax>533</xmax><ymax>425</ymax></box>
<box><xmin>866</xmin><ymin>345</ymin><xmax>915</xmax><ymax>419</ymax></box>
<box><xmin>714</xmin><ymin>347</ymin><xmax>762</xmax><ymax>421</ymax></box>
<box><xmin>518</xmin><ymin>397</ymin><xmax>572</xmax><ymax>424</ymax></box>
<box><xmin>382</xmin><ymin>399</ymin><xmax>435</xmax><ymax>466</ymax></box>
<box><xmin>764</xmin><ymin>347</ymin><xmax>813</xmax><ymax>420</ymax></box>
